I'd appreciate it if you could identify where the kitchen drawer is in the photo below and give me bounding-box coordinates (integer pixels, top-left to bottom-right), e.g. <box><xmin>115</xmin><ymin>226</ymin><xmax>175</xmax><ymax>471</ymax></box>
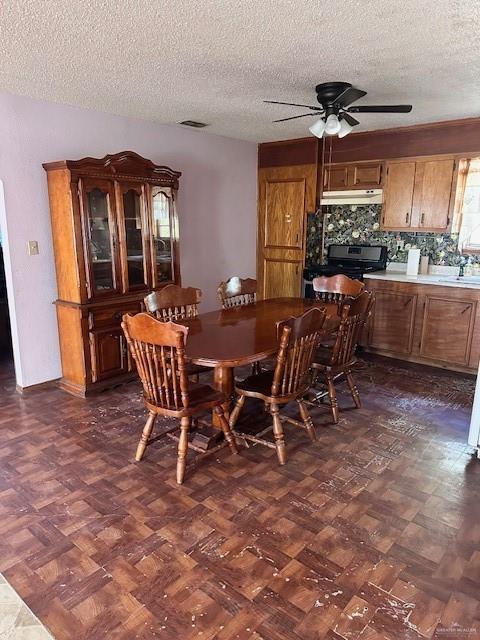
<box><xmin>88</xmin><ymin>302</ymin><xmax>142</xmax><ymax>330</ymax></box>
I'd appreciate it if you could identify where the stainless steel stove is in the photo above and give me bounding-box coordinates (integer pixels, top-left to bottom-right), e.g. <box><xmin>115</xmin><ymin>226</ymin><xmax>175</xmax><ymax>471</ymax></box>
<box><xmin>303</xmin><ymin>244</ymin><xmax>388</xmax><ymax>298</ymax></box>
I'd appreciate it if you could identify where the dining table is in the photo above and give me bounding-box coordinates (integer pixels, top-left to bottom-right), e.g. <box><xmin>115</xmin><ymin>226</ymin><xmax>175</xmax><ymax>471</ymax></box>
<box><xmin>182</xmin><ymin>297</ymin><xmax>340</xmax><ymax>448</ymax></box>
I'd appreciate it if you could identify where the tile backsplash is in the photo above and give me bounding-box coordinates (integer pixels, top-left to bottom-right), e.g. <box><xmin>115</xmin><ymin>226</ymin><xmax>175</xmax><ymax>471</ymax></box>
<box><xmin>306</xmin><ymin>204</ymin><xmax>477</xmax><ymax>268</ymax></box>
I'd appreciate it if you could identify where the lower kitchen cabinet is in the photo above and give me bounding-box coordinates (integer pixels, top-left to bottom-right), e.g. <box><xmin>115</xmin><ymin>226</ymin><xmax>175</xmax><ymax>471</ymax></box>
<box><xmin>368</xmin><ymin>290</ymin><xmax>417</xmax><ymax>354</ymax></box>
<box><xmin>419</xmin><ymin>296</ymin><xmax>474</xmax><ymax>365</ymax></box>
<box><xmin>365</xmin><ymin>277</ymin><xmax>480</xmax><ymax>373</ymax></box>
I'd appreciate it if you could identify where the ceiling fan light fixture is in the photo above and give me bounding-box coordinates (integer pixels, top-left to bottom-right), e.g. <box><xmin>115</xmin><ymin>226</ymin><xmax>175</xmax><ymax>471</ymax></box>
<box><xmin>309</xmin><ymin>118</ymin><xmax>326</xmax><ymax>138</ymax></box>
<box><xmin>338</xmin><ymin>118</ymin><xmax>353</xmax><ymax>138</ymax></box>
<box><xmin>325</xmin><ymin>113</ymin><xmax>341</xmax><ymax>135</ymax></box>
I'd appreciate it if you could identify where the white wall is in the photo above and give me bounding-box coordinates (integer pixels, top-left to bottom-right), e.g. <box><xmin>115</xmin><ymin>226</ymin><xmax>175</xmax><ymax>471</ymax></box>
<box><xmin>0</xmin><ymin>93</ymin><xmax>257</xmax><ymax>388</ymax></box>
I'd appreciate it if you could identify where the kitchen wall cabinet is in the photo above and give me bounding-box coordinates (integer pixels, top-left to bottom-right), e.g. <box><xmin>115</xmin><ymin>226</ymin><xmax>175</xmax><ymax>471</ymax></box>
<box><xmin>44</xmin><ymin>151</ymin><xmax>181</xmax><ymax>397</ymax></box>
<box><xmin>257</xmin><ymin>164</ymin><xmax>316</xmax><ymax>299</ymax></box>
<box><xmin>323</xmin><ymin>161</ymin><xmax>383</xmax><ymax>191</ymax></box>
<box><xmin>381</xmin><ymin>157</ymin><xmax>457</xmax><ymax>232</ymax></box>
<box><xmin>365</xmin><ymin>277</ymin><xmax>480</xmax><ymax>373</ymax></box>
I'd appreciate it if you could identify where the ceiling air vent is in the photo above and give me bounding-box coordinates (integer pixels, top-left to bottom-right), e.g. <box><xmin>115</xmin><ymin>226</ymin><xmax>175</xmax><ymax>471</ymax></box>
<box><xmin>178</xmin><ymin>120</ymin><xmax>209</xmax><ymax>128</ymax></box>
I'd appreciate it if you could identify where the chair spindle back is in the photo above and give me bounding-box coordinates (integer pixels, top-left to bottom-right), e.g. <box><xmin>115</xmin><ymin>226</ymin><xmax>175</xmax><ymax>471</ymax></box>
<box><xmin>330</xmin><ymin>291</ymin><xmax>374</xmax><ymax>367</ymax></box>
<box><xmin>144</xmin><ymin>285</ymin><xmax>201</xmax><ymax>322</ymax></box>
<box><xmin>272</xmin><ymin>308</ymin><xmax>327</xmax><ymax>397</ymax></box>
<box><xmin>217</xmin><ymin>277</ymin><xmax>257</xmax><ymax>309</ymax></box>
<box><xmin>122</xmin><ymin>313</ymin><xmax>190</xmax><ymax>410</ymax></box>
<box><xmin>312</xmin><ymin>274</ymin><xmax>364</xmax><ymax>304</ymax></box>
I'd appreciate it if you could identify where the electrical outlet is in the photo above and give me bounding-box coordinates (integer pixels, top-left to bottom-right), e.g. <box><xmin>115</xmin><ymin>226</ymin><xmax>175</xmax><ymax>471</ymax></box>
<box><xmin>396</xmin><ymin>240</ymin><xmax>404</xmax><ymax>251</ymax></box>
<box><xmin>28</xmin><ymin>240</ymin><xmax>39</xmax><ymax>255</ymax></box>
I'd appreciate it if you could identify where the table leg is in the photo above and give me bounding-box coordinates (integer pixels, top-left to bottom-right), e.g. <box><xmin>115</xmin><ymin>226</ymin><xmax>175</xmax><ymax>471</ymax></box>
<box><xmin>191</xmin><ymin>365</ymin><xmax>234</xmax><ymax>451</ymax></box>
<box><xmin>212</xmin><ymin>366</ymin><xmax>234</xmax><ymax>427</ymax></box>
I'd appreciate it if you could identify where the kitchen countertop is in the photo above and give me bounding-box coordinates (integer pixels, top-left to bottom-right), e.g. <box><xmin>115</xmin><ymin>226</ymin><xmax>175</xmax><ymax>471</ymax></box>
<box><xmin>365</xmin><ymin>270</ymin><xmax>480</xmax><ymax>290</ymax></box>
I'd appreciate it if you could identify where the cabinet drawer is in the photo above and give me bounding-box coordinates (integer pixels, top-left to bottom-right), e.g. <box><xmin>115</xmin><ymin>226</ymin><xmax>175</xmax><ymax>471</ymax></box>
<box><xmin>88</xmin><ymin>302</ymin><xmax>142</xmax><ymax>329</ymax></box>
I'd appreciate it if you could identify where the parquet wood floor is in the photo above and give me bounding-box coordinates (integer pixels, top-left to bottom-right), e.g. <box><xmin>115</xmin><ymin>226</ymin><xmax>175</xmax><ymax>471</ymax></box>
<box><xmin>0</xmin><ymin>355</ymin><xmax>479</xmax><ymax>639</ymax></box>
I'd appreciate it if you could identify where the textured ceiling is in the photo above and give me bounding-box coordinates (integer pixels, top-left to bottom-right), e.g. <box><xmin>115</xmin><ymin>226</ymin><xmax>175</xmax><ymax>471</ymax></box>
<box><xmin>1</xmin><ymin>0</ymin><xmax>480</xmax><ymax>143</ymax></box>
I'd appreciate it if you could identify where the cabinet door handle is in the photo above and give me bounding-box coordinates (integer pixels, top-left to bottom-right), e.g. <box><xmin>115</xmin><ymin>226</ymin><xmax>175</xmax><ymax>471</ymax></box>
<box><xmin>461</xmin><ymin>304</ymin><xmax>472</xmax><ymax>314</ymax></box>
<box><xmin>405</xmin><ymin>212</ymin><xmax>409</xmax><ymax>224</ymax></box>
<box><xmin>403</xmin><ymin>298</ymin><xmax>412</xmax><ymax>307</ymax></box>
<box><xmin>421</xmin><ymin>212</ymin><xmax>425</xmax><ymax>225</ymax></box>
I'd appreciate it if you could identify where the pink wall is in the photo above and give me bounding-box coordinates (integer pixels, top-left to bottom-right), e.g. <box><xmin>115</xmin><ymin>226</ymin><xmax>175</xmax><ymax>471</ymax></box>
<box><xmin>0</xmin><ymin>93</ymin><xmax>257</xmax><ymax>388</ymax></box>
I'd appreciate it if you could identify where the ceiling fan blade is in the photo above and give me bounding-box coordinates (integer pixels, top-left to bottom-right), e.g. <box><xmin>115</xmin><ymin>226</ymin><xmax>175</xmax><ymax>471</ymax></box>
<box><xmin>347</xmin><ymin>105</ymin><xmax>413</xmax><ymax>113</ymax></box>
<box><xmin>273</xmin><ymin>113</ymin><xmax>318</xmax><ymax>123</ymax></box>
<box><xmin>332</xmin><ymin>86</ymin><xmax>367</xmax><ymax>107</ymax></box>
<box><xmin>264</xmin><ymin>100</ymin><xmax>323</xmax><ymax>111</ymax></box>
<box><xmin>341</xmin><ymin>112</ymin><xmax>360</xmax><ymax>126</ymax></box>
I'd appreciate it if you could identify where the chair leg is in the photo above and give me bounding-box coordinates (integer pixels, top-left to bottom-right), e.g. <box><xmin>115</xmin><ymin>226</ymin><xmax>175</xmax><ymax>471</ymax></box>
<box><xmin>297</xmin><ymin>399</ymin><xmax>317</xmax><ymax>442</ymax></box>
<box><xmin>346</xmin><ymin>369</ymin><xmax>362</xmax><ymax>408</ymax></box>
<box><xmin>176</xmin><ymin>416</ymin><xmax>191</xmax><ymax>485</ymax></box>
<box><xmin>326</xmin><ymin>375</ymin><xmax>339</xmax><ymax>424</ymax></box>
<box><xmin>135</xmin><ymin>411</ymin><xmax>156</xmax><ymax>461</ymax></box>
<box><xmin>229</xmin><ymin>395</ymin><xmax>245</xmax><ymax>428</ymax></box>
<box><xmin>271</xmin><ymin>404</ymin><xmax>287</xmax><ymax>465</ymax></box>
<box><xmin>214</xmin><ymin>406</ymin><xmax>239</xmax><ymax>454</ymax></box>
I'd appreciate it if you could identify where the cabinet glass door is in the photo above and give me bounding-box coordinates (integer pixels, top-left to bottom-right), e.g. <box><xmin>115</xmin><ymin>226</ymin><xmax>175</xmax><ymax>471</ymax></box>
<box><xmin>151</xmin><ymin>187</ymin><xmax>175</xmax><ymax>285</ymax></box>
<box><xmin>118</xmin><ymin>184</ymin><xmax>149</xmax><ymax>291</ymax></box>
<box><xmin>81</xmin><ymin>179</ymin><xmax>119</xmax><ymax>297</ymax></box>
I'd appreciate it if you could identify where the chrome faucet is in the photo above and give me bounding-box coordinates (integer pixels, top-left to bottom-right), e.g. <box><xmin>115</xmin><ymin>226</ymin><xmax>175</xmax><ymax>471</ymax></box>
<box><xmin>459</xmin><ymin>257</ymin><xmax>467</xmax><ymax>277</ymax></box>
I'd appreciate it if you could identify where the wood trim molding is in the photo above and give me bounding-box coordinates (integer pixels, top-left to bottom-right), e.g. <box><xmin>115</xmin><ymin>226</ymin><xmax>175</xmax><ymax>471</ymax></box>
<box><xmin>16</xmin><ymin>378</ymin><xmax>60</xmax><ymax>395</ymax></box>
<box><xmin>259</xmin><ymin>117</ymin><xmax>480</xmax><ymax>168</ymax></box>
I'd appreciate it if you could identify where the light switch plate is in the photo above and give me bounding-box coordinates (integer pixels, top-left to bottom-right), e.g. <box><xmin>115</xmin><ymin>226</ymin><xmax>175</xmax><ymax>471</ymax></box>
<box><xmin>28</xmin><ymin>240</ymin><xmax>39</xmax><ymax>255</ymax></box>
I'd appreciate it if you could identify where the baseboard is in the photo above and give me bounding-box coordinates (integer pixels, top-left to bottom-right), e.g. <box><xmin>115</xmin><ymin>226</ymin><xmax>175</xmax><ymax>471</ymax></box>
<box><xmin>16</xmin><ymin>378</ymin><xmax>60</xmax><ymax>395</ymax></box>
<box><xmin>364</xmin><ymin>348</ymin><xmax>476</xmax><ymax>376</ymax></box>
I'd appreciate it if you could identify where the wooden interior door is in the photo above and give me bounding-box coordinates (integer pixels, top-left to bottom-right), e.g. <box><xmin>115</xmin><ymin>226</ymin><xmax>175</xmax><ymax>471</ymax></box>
<box><xmin>415</xmin><ymin>159</ymin><xmax>455</xmax><ymax>230</ymax></box>
<box><xmin>420</xmin><ymin>296</ymin><xmax>474</xmax><ymax>365</ymax></box>
<box><xmin>258</xmin><ymin>164</ymin><xmax>316</xmax><ymax>299</ymax></box>
<box><xmin>263</xmin><ymin>259</ymin><xmax>302</xmax><ymax>299</ymax></box>
<box><xmin>381</xmin><ymin>162</ymin><xmax>416</xmax><ymax>229</ymax></box>
<box><xmin>264</xmin><ymin>180</ymin><xmax>305</xmax><ymax>249</ymax></box>
<box><xmin>369</xmin><ymin>290</ymin><xmax>417</xmax><ymax>354</ymax></box>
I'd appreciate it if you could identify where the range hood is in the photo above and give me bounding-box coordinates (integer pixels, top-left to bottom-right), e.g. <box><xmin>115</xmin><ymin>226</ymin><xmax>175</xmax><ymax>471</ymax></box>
<box><xmin>320</xmin><ymin>189</ymin><xmax>383</xmax><ymax>205</ymax></box>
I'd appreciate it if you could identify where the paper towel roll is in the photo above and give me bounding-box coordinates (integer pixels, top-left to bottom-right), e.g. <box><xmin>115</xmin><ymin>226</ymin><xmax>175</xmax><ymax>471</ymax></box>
<box><xmin>406</xmin><ymin>248</ymin><xmax>421</xmax><ymax>276</ymax></box>
<box><xmin>419</xmin><ymin>255</ymin><xmax>429</xmax><ymax>275</ymax></box>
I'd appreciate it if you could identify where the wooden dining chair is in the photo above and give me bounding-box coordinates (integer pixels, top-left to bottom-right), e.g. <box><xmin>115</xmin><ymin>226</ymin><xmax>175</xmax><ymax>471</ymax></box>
<box><xmin>145</xmin><ymin>284</ymin><xmax>201</xmax><ymax>321</ymax></box>
<box><xmin>121</xmin><ymin>312</ymin><xmax>238</xmax><ymax>484</ymax></box>
<box><xmin>144</xmin><ymin>285</ymin><xmax>210</xmax><ymax>380</ymax></box>
<box><xmin>217</xmin><ymin>276</ymin><xmax>263</xmax><ymax>374</ymax></box>
<box><xmin>217</xmin><ymin>277</ymin><xmax>257</xmax><ymax>309</ymax></box>
<box><xmin>229</xmin><ymin>307</ymin><xmax>328</xmax><ymax>465</ymax></box>
<box><xmin>312</xmin><ymin>274</ymin><xmax>365</xmax><ymax>304</ymax></box>
<box><xmin>310</xmin><ymin>290</ymin><xmax>374</xmax><ymax>423</ymax></box>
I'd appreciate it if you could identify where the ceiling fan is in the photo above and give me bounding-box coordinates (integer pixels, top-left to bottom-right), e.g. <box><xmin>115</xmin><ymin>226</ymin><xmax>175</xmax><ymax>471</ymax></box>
<box><xmin>264</xmin><ymin>82</ymin><xmax>412</xmax><ymax>138</ymax></box>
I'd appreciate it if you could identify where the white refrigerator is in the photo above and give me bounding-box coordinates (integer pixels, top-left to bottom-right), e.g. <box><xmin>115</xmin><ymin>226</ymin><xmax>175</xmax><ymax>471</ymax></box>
<box><xmin>468</xmin><ymin>363</ymin><xmax>480</xmax><ymax>452</ymax></box>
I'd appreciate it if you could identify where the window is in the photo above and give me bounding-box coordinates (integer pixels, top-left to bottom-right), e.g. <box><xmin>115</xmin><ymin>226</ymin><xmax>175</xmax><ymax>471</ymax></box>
<box><xmin>458</xmin><ymin>158</ymin><xmax>480</xmax><ymax>253</ymax></box>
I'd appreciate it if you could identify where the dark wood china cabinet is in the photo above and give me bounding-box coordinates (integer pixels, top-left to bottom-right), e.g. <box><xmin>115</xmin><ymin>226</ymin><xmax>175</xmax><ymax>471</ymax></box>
<box><xmin>43</xmin><ymin>151</ymin><xmax>181</xmax><ymax>397</ymax></box>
